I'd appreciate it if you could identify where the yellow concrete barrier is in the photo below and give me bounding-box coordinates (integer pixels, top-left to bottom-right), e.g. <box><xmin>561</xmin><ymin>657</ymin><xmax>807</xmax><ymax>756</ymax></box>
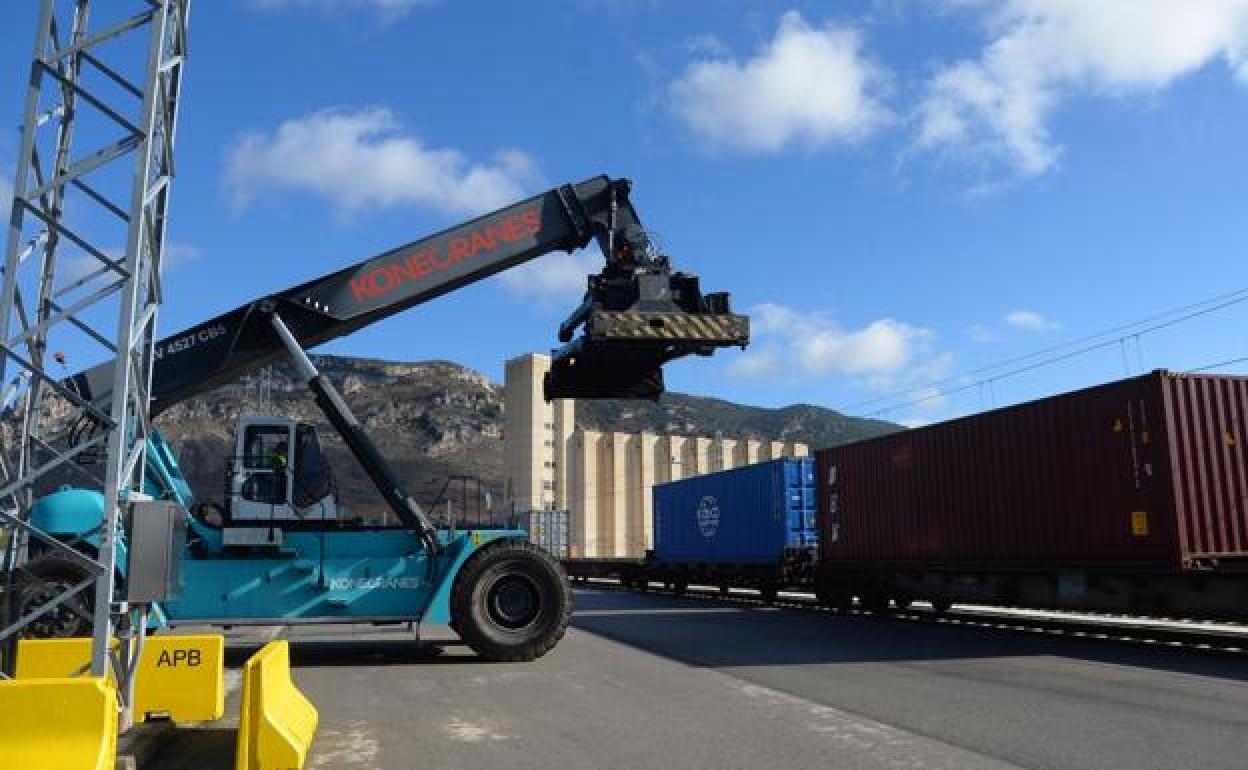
<box><xmin>0</xmin><ymin>677</ymin><xmax>117</xmax><ymax>770</ymax></box>
<box><xmin>15</xmin><ymin>637</ymin><xmax>98</xmax><ymax>679</ymax></box>
<box><xmin>17</xmin><ymin>634</ymin><xmax>225</xmax><ymax>723</ymax></box>
<box><xmin>236</xmin><ymin>640</ymin><xmax>319</xmax><ymax>770</ymax></box>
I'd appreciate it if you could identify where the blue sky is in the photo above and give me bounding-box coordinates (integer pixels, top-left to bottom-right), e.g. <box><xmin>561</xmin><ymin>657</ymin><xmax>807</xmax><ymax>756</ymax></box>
<box><xmin>3</xmin><ymin>1</ymin><xmax>1248</xmax><ymax>426</ymax></box>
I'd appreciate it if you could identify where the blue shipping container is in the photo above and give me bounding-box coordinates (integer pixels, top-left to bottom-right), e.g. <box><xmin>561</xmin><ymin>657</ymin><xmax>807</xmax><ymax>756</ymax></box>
<box><xmin>653</xmin><ymin>457</ymin><xmax>817</xmax><ymax>563</ymax></box>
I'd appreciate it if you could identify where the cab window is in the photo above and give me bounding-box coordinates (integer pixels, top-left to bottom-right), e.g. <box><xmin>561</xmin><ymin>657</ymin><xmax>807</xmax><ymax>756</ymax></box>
<box><xmin>243</xmin><ymin>426</ymin><xmax>289</xmax><ymax>469</ymax></box>
<box><xmin>293</xmin><ymin>424</ymin><xmax>333</xmax><ymax>508</ymax></box>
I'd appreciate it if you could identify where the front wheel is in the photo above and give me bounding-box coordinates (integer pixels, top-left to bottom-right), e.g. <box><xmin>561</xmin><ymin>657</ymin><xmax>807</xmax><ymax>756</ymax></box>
<box><xmin>451</xmin><ymin>539</ymin><xmax>572</xmax><ymax>662</ymax></box>
<box><xmin>10</xmin><ymin>554</ymin><xmax>95</xmax><ymax>639</ymax></box>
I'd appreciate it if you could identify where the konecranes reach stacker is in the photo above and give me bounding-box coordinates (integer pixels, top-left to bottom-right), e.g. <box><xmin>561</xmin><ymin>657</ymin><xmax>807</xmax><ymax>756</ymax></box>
<box><xmin>15</xmin><ymin>176</ymin><xmax>749</xmax><ymax>661</ymax></box>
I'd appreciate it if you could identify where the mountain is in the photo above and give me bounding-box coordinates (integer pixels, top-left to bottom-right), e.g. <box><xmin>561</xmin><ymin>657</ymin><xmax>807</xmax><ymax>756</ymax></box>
<box><xmin>576</xmin><ymin>394</ymin><xmax>898</xmax><ymax>449</ymax></box>
<box><xmin>152</xmin><ymin>355</ymin><xmax>901</xmax><ymax>520</ymax></box>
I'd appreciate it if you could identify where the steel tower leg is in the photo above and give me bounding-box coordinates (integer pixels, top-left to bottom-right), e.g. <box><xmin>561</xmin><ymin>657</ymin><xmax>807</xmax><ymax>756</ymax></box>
<box><xmin>0</xmin><ymin>0</ymin><xmax>190</xmax><ymax>729</ymax></box>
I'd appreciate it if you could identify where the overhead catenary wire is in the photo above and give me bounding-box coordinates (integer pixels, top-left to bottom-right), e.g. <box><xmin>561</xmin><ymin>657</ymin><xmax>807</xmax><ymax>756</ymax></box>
<box><xmin>864</xmin><ymin>290</ymin><xmax>1248</xmax><ymax>417</ymax></box>
<box><xmin>848</xmin><ymin>286</ymin><xmax>1248</xmax><ymax>414</ymax></box>
<box><xmin>1186</xmin><ymin>355</ymin><xmax>1248</xmax><ymax>374</ymax></box>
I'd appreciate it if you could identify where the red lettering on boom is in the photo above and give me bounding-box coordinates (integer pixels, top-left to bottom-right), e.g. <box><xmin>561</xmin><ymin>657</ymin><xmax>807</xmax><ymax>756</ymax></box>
<box><xmin>348</xmin><ymin>208</ymin><xmax>543</xmax><ymax>301</ymax></box>
<box><xmin>470</xmin><ymin>231</ymin><xmax>495</xmax><ymax>255</ymax></box>
<box><xmin>446</xmin><ymin>238</ymin><xmax>471</xmax><ymax>263</ymax></box>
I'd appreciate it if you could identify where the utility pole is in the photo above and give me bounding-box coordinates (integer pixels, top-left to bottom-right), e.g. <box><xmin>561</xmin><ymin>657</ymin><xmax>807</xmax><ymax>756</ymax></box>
<box><xmin>0</xmin><ymin>0</ymin><xmax>191</xmax><ymax>730</ymax></box>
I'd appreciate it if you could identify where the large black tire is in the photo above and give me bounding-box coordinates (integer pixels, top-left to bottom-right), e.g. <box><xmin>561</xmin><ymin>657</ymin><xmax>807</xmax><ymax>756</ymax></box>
<box><xmin>10</xmin><ymin>554</ymin><xmax>95</xmax><ymax>639</ymax></box>
<box><xmin>451</xmin><ymin>539</ymin><xmax>572</xmax><ymax>662</ymax></box>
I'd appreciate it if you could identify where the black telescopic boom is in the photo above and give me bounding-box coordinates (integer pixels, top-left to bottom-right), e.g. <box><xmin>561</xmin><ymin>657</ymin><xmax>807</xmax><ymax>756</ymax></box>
<box><xmin>66</xmin><ymin>174</ymin><xmax>746</xmax><ymax>415</ymax></box>
<box><xmin>69</xmin><ymin>176</ymin><xmax>644</xmax><ymax>415</ymax></box>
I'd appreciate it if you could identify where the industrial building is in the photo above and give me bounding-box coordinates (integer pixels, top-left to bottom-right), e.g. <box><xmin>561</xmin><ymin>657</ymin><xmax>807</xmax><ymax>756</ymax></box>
<box><xmin>504</xmin><ymin>353</ymin><xmax>807</xmax><ymax>557</ymax></box>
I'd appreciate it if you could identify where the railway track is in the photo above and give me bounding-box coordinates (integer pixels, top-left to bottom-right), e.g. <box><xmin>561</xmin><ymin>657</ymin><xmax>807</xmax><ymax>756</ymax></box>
<box><xmin>573</xmin><ymin>577</ymin><xmax>1248</xmax><ymax>655</ymax></box>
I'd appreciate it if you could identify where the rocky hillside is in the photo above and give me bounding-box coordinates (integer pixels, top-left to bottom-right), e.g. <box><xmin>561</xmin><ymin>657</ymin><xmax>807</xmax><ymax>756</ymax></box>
<box><xmin>576</xmin><ymin>395</ymin><xmax>898</xmax><ymax>447</ymax></box>
<box><xmin>155</xmin><ymin>356</ymin><xmax>503</xmax><ymax>523</ymax></box>
<box><xmin>150</xmin><ymin>355</ymin><xmax>899</xmax><ymax>520</ymax></box>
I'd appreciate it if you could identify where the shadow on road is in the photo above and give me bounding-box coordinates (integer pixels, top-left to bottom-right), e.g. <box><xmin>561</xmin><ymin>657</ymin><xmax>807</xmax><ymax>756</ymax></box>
<box><xmin>147</xmin><ymin>728</ymin><xmax>235</xmax><ymax>770</ymax></box>
<box><xmin>570</xmin><ymin>587</ymin><xmax>1248</xmax><ymax>682</ymax></box>
<box><xmin>223</xmin><ymin>639</ymin><xmax>475</xmax><ymax>668</ymax></box>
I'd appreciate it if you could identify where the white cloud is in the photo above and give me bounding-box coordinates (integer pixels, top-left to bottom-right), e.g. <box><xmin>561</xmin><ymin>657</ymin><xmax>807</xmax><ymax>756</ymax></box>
<box><xmin>498</xmin><ymin>247</ymin><xmax>602</xmax><ymax>305</ymax></box>
<box><xmin>968</xmin><ymin>324</ymin><xmax>1000</xmax><ymax>343</ymax></box>
<box><xmin>224</xmin><ymin>108</ymin><xmax>541</xmax><ymax>218</ymax></box>
<box><xmin>726</xmin><ymin>348</ymin><xmax>783</xmax><ymax>379</ymax></box>
<box><xmin>59</xmin><ymin>253</ymin><xmax>101</xmax><ymax>285</ymax></box>
<box><xmin>1004</xmin><ymin>309</ymin><xmax>1059</xmax><ymax>332</ymax></box>
<box><xmin>729</xmin><ymin>303</ymin><xmax>939</xmax><ymax>381</ymax></box>
<box><xmin>863</xmin><ymin>353</ymin><xmax>955</xmax><ymax>402</ymax></box>
<box><xmin>684</xmin><ymin>33</ymin><xmax>729</xmax><ymax>58</ymax></box>
<box><xmin>162</xmin><ymin>243</ymin><xmax>201</xmax><ymax>270</ymax></box>
<box><xmin>669</xmin><ymin>11</ymin><xmax>891</xmax><ymax>153</ymax></box>
<box><xmin>248</xmin><ymin>0</ymin><xmax>428</xmax><ymax>19</ymax></box>
<box><xmin>919</xmin><ymin>1</ymin><xmax>1248</xmax><ymax>174</ymax></box>
<box><xmin>59</xmin><ymin>242</ymin><xmax>199</xmax><ymax>287</ymax></box>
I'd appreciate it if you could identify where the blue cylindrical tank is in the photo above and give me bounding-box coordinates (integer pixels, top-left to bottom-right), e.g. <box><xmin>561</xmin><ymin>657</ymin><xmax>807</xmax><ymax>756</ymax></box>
<box><xmin>30</xmin><ymin>486</ymin><xmax>106</xmax><ymax>545</ymax></box>
<box><xmin>653</xmin><ymin>457</ymin><xmax>816</xmax><ymax>563</ymax></box>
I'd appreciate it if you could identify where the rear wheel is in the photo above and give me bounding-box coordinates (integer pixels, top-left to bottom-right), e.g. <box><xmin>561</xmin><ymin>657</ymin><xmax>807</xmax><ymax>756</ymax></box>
<box><xmin>451</xmin><ymin>539</ymin><xmax>572</xmax><ymax>662</ymax></box>
<box><xmin>10</xmin><ymin>554</ymin><xmax>95</xmax><ymax>639</ymax></box>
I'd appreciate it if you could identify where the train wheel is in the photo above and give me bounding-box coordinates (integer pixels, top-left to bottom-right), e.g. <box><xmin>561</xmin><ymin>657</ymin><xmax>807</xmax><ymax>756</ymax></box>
<box><xmin>451</xmin><ymin>539</ymin><xmax>573</xmax><ymax>662</ymax></box>
<box><xmin>819</xmin><ymin>589</ymin><xmax>853</xmax><ymax>610</ymax></box>
<box><xmin>759</xmin><ymin>583</ymin><xmax>778</xmax><ymax>606</ymax></box>
<box><xmin>816</xmin><ymin>580</ymin><xmax>844</xmax><ymax>610</ymax></box>
<box><xmin>861</xmin><ymin>590</ymin><xmax>890</xmax><ymax>613</ymax></box>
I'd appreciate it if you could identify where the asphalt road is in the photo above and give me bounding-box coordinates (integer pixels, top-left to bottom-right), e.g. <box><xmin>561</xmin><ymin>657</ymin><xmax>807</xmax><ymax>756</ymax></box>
<box><xmin>151</xmin><ymin>588</ymin><xmax>1248</xmax><ymax>770</ymax></box>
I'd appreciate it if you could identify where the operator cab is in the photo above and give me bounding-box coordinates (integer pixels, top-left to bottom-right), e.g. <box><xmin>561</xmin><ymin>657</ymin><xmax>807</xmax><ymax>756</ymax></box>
<box><xmin>227</xmin><ymin>417</ymin><xmax>338</xmax><ymax>529</ymax></box>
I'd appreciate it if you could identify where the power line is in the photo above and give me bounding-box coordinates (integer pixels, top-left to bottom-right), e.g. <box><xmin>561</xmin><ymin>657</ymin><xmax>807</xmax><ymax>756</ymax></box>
<box><xmin>847</xmin><ymin>286</ymin><xmax>1248</xmax><ymax>412</ymax></box>
<box><xmin>1187</xmin><ymin>355</ymin><xmax>1248</xmax><ymax>373</ymax></box>
<box><xmin>863</xmin><ymin>288</ymin><xmax>1248</xmax><ymax>416</ymax></box>
<box><xmin>868</xmin><ymin>292</ymin><xmax>1248</xmax><ymax>416</ymax></box>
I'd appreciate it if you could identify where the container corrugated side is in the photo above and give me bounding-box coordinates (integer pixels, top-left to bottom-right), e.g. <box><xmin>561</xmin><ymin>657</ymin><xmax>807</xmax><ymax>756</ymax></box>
<box><xmin>654</xmin><ymin>457</ymin><xmax>815</xmax><ymax>563</ymax></box>
<box><xmin>819</xmin><ymin>371</ymin><xmax>1248</xmax><ymax>571</ymax></box>
<box><xmin>1162</xmin><ymin>373</ymin><xmax>1248</xmax><ymax>565</ymax></box>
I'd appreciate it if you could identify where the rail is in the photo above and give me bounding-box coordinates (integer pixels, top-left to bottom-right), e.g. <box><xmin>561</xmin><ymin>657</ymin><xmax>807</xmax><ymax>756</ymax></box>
<box><xmin>572</xmin><ymin>577</ymin><xmax>1248</xmax><ymax>655</ymax></box>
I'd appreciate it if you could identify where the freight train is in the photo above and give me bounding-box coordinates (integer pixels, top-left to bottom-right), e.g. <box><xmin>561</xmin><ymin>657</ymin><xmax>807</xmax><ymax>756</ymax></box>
<box><xmin>563</xmin><ymin>370</ymin><xmax>1248</xmax><ymax>620</ymax></box>
<box><xmin>563</xmin><ymin>456</ymin><xmax>818</xmax><ymax>602</ymax></box>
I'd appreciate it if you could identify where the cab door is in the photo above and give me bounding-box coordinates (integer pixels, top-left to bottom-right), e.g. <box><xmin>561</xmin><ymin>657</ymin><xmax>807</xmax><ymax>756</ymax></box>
<box><xmin>230</xmin><ymin>421</ymin><xmax>296</xmax><ymax>521</ymax></box>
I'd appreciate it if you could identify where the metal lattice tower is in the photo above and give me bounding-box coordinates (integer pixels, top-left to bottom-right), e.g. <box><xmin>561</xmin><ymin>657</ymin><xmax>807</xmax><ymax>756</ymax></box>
<box><xmin>0</xmin><ymin>0</ymin><xmax>190</xmax><ymax>723</ymax></box>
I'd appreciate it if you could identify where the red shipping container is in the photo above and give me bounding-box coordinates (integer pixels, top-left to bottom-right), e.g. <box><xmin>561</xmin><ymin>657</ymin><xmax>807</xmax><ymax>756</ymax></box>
<box><xmin>818</xmin><ymin>371</ymin><xmax>1248</xmax><ymax>572</ymax></box>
